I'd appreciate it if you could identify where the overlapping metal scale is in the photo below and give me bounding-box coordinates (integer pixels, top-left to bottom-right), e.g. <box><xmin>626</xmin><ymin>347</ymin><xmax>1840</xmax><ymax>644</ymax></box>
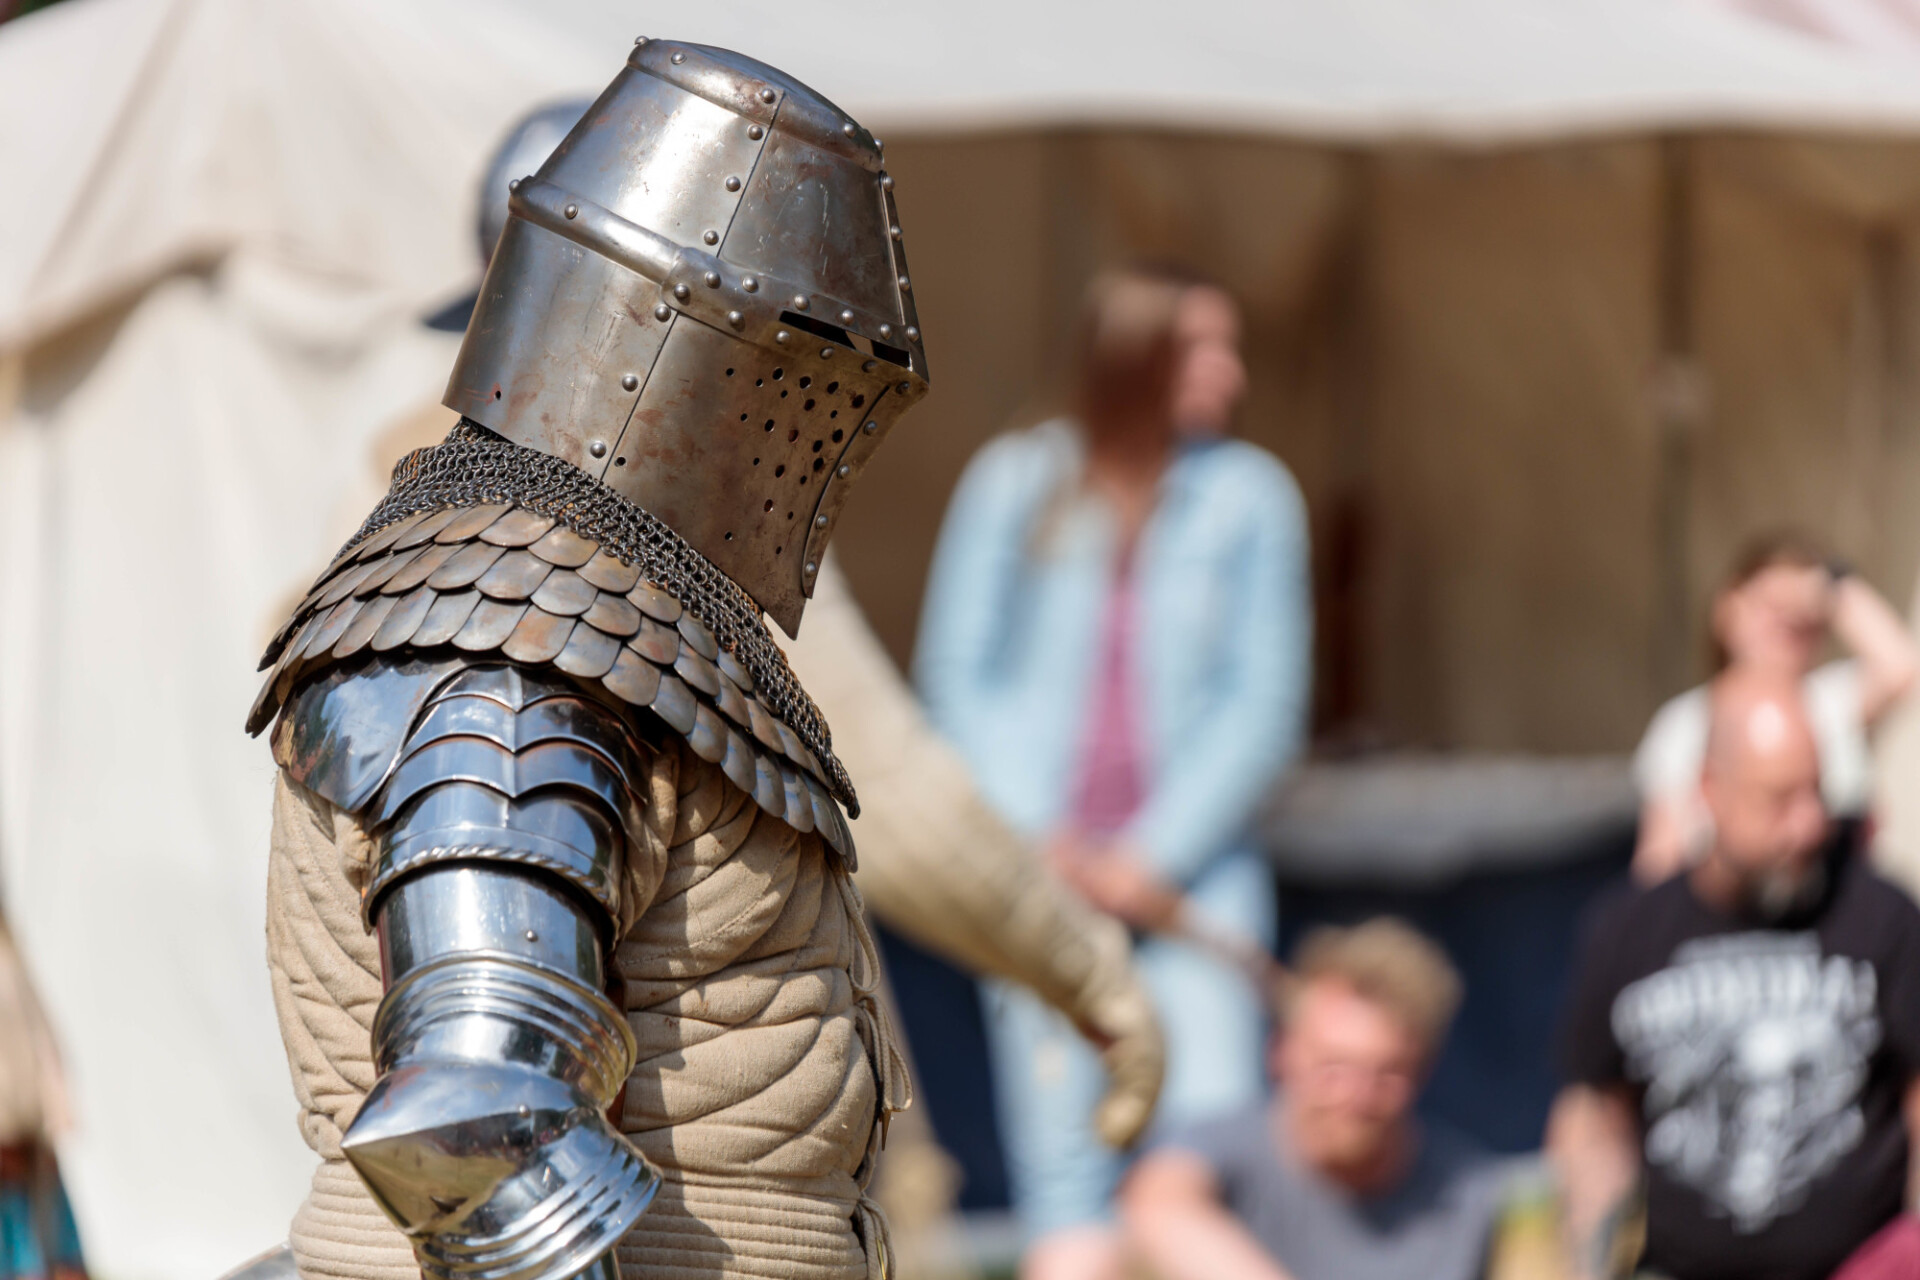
<box><xmin>250</xmin><ymin>502</ymin><xmax>853</xmax><ymax>860</ymax></box>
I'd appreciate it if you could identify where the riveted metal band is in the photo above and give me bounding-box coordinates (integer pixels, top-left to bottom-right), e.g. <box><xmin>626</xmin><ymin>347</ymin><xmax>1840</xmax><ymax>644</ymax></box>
<box><xmin>511</xmin><ymin>178</ymin><xmax>929</xmax><ymax>386</ymax></box>
<box><xmin>377</xmin><ymin>866</ymin><xmax>607</xmax><ymax>995</ymax></box>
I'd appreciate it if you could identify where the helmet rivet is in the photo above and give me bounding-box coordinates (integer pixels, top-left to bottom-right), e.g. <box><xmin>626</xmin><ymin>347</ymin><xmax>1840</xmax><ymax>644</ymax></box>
<box><xmin>703</xmin><ymin>229</ymin><xmax>719</xmax><ymax>245</ymax></box>
<box><xmin>793</xmin><ymin>295</ymin><xmax>810</xmax><ymax>311</ymax></box>
<box><xmin>590</xmin><ymin>440</ymin><xmax>608</xmax><ymax>458</ymax></box>
<box><xmin>890</xmin><ymin>225</ymin><xmax>901</xmax><ymax>239</ymax></box>
<box><xmin>874</xmin><ymin>138</ymin><xmax>884</xmax><ymax>151</ymax></box>
<box><xmin>775</xmin><ymin>330</ymin><xmax>791</xmax><ymax>344</ymax></box>
<box><xmin>564</xmin><ymin>203</ymin><xmax>579</xmax><ymax>219</ymax></box>
<box><xmin>634</xmin><ymin>35</ymin><xmax>647</xmax><ymax>45</ymax></box>
<box><xmin>881</xmin><ymin>174</ymin><xmax>894</xmax><ymax>191</ymax></box>
<box><xmin>524</xmin><ymin>929</ymin><xmax>538</xmax><ymax>942</ymax></box>
<box><xmin>704</xmin><ymin>270</ymin><xmax>721</xmax><ymax>288</ymax></box>
<box><xmin>760</xmin><ymin>88</ymin><xmax>776</xmax><ymax>103</ymax></box>
<box><xmin>654</xmin><ymin>303</ymin><xmax>672</xmax><ymax>321</ymax></box>
<box><xmin>864</xmin><ymin>420</ymin><xmax>879</xmax><ymax>434</ymax></box>
<box><xmin>905</xmin><ymin>326</ymin><xmax>920</xmax><ymax>342</ymax></box>
<box><xmin>842</xmin><ymin>122</ymin><xmax>856</xmax><ymax>138</ymax></box>
<box><xmin>898</xmin><ymin>275</ymin><xmax>911</xmax><ymax>292</ymax></box>
<box><xmin>878</xmin><ymin>323</ymin><xmax>893</xmax><ymax>339</ymax></box>
<box><xmin>724</xmin><ymin>175</ymin><xmax>741</xmax><ymax>192</ymax></box>
<box><xmin>673</xmin><ymin>283</ymin><xmax>690</xmax><ymax>301</ymax></box>
<box><xmin>898</xmin><ymin>382</ymin><xmax>911</xmax><ymax>393</ymax></box>
<box><xmin>518</xmin><ymin>1104</ymin><xmax>532</xmax><ymax>1117</ymax></box>
<box><xmin>508</xmin><ymin>178</ymin><xmax>521</xmax><ymax>193</ymax></box>
<box><xmin>815</xmin><ymin>515</ymin><xmax>828</xmax><ymax>528</ymax></box>
<box><xmin>863</xmin><ymin>360</ymin><xmax>879</xmax><ymax>372</ymax></box>
<box><xmin>837</xmin><ymin>464</ymin><xmax>850</xmax><ymax>478</ymax></box>
<box><xmin>671</xmin><ymin>51</ymin><xmax>686</xmax><ymax>63</ymax></box>
<box><xmin>820</xmin><ymin>347</ymin><xmax>834</xmax><ymax>359</ymax></box>
<box><xmin>621</xmin><ymin>373</ymin><xmax>639</xmax><ymax>391</ymax></box>
<box><xmin>839</xmin><ymin>309</ymin><xmax>856</xmax><ymax>325</ymax></box>
<box><xmin>748</xmin><ymin>124</ymin><xmax>765</xmax><ymax>140</ymax></box>
<box><xmin>727</xmin><ymin>310</ymin><xmax>745</xmax><ymax>328</ymax></box>
<box><xmin>805</xmin><ymin>561</ymin><xmax>818</xmax><ymax>575</ymax></box>
<box><xmin>741</xmin><ymin>276</ymin><xmax>758</xmax><ymax>293</ymax></box>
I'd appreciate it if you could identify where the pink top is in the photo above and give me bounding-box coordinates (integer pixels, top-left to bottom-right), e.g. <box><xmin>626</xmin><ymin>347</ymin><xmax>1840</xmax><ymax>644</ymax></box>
<box><xmin>1070</xmin><ymin>560</ymin><xmax>1146</xmax><ymax>836</ymax></box>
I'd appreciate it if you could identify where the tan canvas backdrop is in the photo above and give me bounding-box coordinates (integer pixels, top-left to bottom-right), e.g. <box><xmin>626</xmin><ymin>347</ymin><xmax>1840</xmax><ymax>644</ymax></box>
<box><xmin>845</xmin><ymin>133</ymin><xmax>1920</xmax><ymax>752</ymax></box>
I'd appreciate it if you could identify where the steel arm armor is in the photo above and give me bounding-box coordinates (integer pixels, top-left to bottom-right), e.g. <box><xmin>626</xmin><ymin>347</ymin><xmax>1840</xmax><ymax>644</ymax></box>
<box><xmin>282</xmin><ymin>659</ymin><xmax>660</xmax><ymax>1280</ymax></box>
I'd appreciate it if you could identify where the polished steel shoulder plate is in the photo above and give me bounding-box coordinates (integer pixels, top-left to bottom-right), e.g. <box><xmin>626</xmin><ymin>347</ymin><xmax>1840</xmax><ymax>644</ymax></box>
<box><xmin>367</xmin><ymin>664</ymin><xmax>652</xmax><ymax>921</ymax></box>
<box><xmin>255</xmin><ymin>498</ymin><xmax>855</xmax><ymax>863</ymax></box>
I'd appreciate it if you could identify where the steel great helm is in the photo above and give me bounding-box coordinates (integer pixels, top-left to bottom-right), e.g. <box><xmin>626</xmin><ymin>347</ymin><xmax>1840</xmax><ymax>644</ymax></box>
<box><xmin>446</xmin><ymin>39</ymin><xmax>929</xmax><ymax>637</ymax></box>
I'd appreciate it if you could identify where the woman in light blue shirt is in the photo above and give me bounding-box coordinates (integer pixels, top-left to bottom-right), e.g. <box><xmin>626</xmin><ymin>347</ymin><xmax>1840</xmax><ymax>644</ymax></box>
<box><xmin>916</xmin><ymin>269</ymin><xmax>1311</xmax><ymax>1280</ymax></box>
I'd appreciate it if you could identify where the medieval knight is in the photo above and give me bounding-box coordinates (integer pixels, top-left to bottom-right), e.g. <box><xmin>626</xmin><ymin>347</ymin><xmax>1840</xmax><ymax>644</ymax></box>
<box><xmin>247</xmin><ymin>40</ymin><xmax>926</xmax><ymax>1280</ymax></box>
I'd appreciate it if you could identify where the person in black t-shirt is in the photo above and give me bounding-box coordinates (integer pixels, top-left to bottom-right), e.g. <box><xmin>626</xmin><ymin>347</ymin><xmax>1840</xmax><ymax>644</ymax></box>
<box><xmin>1550</xmin><ymin>670</ymin><xmax>1920</xmax><ymax>1280</ymax></box>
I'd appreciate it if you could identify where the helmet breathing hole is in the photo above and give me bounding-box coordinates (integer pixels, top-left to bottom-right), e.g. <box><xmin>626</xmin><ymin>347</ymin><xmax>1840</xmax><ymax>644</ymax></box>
<box><xmin>740</xmin><ymin>413</ymin><xmax>748</xmax><ymax>421</ymax></box>
<box><xmin>774</xmin><ymin>465</ymin><xmax>786</xmax><ymax>477</ymax></box>
<box><xmin>615</xmin><ymin>456</ymin><xmax>626</xmax><ymax>467</ymax></box>
<box><xmin>812</xmin><ymin>457</ymin><xmax>825</xmax><ymax>470</ymax></box>
<box><xmin>851</xmin><ymin>393</ymin><xmax>865</xmax><ymax>408</ymax></box>
<box><xmin>829</xmin><ymin>410</ymin><xmax>839</xmax><ymax>419</ymax></box>
<box><xmin>799</xmin><ymin>376</ymin><xmax>812</xmax><ymax>389</ymax></box>
<box><xmin>832</xmin><ymin>429</ymin><xmax>844</xmax><ymax>442</ymax></box>
<box><xmin>775</xmin><ymin>546</ymin><xmax>782</xmax><ymax>555</ymax></box>
<box><xmin>764</xmin><ymin>500</ymin><xmax>774</xmax><ymax>512</ymax></box>
<box><xmin>753</xmin><ymin>457</ymin><xmax>761</xmax><ymax>465</ymax></box>
<box><xmin>765</xmin><ymin>419</ymin><xmax>775</xmax><ymax>431</ymax></box>
<box><xmin>725</xmin><ymin>531</ymin><xmax>734</xmax><ymax>540</ymax></box>
<box><xmin>787</xmin><ymin>428</ymin><xmax>799</xmax><ymax>442</ymax></box>
<box><xmin>772</xmin><ymin>368</ymin><xmax>784</xmax><ymax>380</ymax></box>
<box><xmin>755</xmin><ymin>378</ymin><xmax>764</xmax><ymax>387</ymax></box>
<box><xmin>726</xmin><ymin>368</ymin><xmax>735</xmax><ymax>377</ymax></box>
<box><xmin>780</xmin><ymin>389</ymin><xmax>788</xmax><ymax>398</ymax></box>
<box><xmin>811</xmin><ymin>440</ymin><xmax>823</xmax><ymax>453</ymax></box>
<box><xmin>828</xmin><ymin>382</ymin><xmax>840</xmax><ymax>393</ymax></box>
<box><xmin>804</xmin><ymin>398</ymin><xmax>816</xmax><ymax>411</ymax></box>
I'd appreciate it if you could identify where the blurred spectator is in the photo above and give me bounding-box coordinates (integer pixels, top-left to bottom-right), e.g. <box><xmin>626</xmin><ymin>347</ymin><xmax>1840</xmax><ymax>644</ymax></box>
<box><xmin>1121</xmin><ymin>919</ymin><xmax>1505</xmax><ymax>1280</ymax></box>
<box><xmin>1633</xmin><ymin>532</ymin><xmax>1917</xmax><ymax>884</ymax></box>
<box><xmin>0</xmin><ymin>911</ymin><xmax>83</xmax><ymax>1280</ymax></box>
<box><xmin>916</xmin><ymin>266</ymin><xmax>1311</xmax><ymax>1279</ymax></box>
<box><xmin>1551</xmin><ymin>671</ymin><xmax>1920</xmax><ymax>1280</ymax></box>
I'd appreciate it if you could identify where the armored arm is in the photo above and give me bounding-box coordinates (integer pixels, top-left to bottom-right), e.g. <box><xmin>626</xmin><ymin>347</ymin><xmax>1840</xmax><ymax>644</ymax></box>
<box><xmin>788</xmin><ymin>559</ymin><xmax>1166</xmax><ymax>1147</ymax></box>
<box><xmin>286</xmin><ymin>660</ymin><xmax>660</xmax><ymax>1280</ymax></box>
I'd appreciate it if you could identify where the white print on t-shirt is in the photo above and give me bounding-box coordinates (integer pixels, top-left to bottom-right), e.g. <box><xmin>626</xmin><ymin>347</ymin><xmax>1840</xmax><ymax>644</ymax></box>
<box><xmin>1611</xmin><ymin>932</ymin><xmax>1881</xmax><ymax>1232</ymax></box>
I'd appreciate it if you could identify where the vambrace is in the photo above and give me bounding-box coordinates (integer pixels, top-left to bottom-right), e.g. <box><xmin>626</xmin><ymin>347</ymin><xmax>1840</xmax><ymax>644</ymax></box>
<box><xmin>320</xmin><ymin>663</ymin><xmax>660</xmax><ymax>1280</ymax></box>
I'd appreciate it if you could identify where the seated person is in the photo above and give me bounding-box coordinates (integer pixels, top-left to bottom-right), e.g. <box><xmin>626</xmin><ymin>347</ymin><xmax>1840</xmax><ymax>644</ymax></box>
<box><xmin>1551</xmin><ymin>671</ymin><xmax>1920</xmax><ymax>1280</ymax></box>
<box><xmin>1121</xmin><ymin>919</ymin><xmax>1506</xmax><ymax>1280</ymax></box>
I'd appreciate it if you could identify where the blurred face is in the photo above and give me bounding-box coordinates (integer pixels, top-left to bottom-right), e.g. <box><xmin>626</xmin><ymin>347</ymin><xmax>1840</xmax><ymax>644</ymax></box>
<box><xmin>1700</xmin><ymin>699</ymin><xmax>1829</xmax><ymax>913</ymax></box>
<box><xmin>1714</xmin><ymin>563</ymin><xmax>1831</xmax><ymax>676</ymax></box>
<box><xmin>1169</xmin><ymin>286</ymin><xmax>1246</xmax><ymax>437</ymax></box>
<box><xmin>1275</xmin><ymin>979</ymin><xmax>1425</xmax><ymax>1184</ymax></box>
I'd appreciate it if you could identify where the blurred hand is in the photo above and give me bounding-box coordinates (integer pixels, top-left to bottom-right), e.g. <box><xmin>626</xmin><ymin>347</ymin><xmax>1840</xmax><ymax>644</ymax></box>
<box><xmin>1077</xmin><ymin>957</ymin><xmax>1167</xmax><ymax>1149</ymax></box>
<box><xmin>1047</xmin><ymin>831</ymin><xmax>1183</xmax><ymax>932</ymax></box>
<box><xmin>1036</xmin><ymin>828</ymin><xmax>1173</xmax><ymax>1145</ymax></box>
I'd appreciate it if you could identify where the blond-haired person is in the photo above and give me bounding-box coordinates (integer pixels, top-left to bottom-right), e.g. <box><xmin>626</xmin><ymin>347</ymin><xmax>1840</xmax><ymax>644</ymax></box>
<box><xmin>1122</xmin><ymin>920</ymin><xmax>1504</xmax><ymax>1280</ymax></box>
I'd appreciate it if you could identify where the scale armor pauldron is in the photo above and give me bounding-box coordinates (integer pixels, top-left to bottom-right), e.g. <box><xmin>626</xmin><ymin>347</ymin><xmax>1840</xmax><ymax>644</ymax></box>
<box><xmin>250</xmin><ymin>425</ymin><xmax>855</xmax><ymax>862</ymax></box>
